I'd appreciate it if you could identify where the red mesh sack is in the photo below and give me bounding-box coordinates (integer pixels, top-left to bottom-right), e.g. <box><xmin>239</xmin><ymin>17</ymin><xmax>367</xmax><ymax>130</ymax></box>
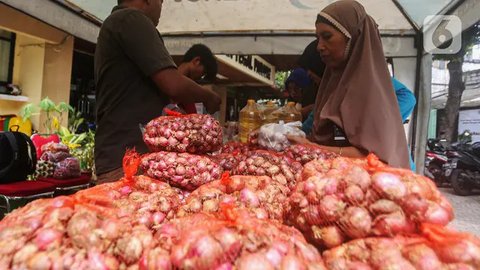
<box><xmin>283</xmin><ymin>144</ymin><xmax>338</xmax><ymax>165</ymax></box>
<box><xmin>144</xmin><ymin>213</ymin><xmax>327</xmax><ymax>270</ymax></box>
<box><xmin>143</xmin><ymin>114</ymin><xmax>223</xmax><ymax>154</ymax></box>
<box><xmin>323</xmin><ymin>224</ymin><xmax>480</xmax><ymax>270</ymax></box>
<box><xmin>176</xmin><ymin>173</ymin><xmax>289</xmax><ymax>221</ymax></box>
<box><xmin>231</xmin><ymin>150</ymin><xmax>303</xmax><ymax>191</ymax></box>
<box><xmin>140</xmin><ymin>151</ymin><xmax>223</xmax><ymax>191</ymax></box>
<box><xmin>286</xmin><ymin>155</ymin><xmax>454</xmax><ymax>249</ymax></box>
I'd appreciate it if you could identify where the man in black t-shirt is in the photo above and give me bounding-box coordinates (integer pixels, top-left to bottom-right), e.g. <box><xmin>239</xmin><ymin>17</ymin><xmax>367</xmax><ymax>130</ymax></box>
<box><xmin>94</xmin><ymin>0</ymin><xmax>221</xmax><ymax>183</ymax></box>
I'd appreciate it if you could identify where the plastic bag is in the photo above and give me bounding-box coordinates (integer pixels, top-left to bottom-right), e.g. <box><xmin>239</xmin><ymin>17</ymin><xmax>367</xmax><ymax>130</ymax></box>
<box><xmin>53</xmin><ymin>157</ymin><xmax>81</xmax><ymax>179</ymax></box>
<box><xmin>258</xmin><ymin>121</ymin><xmax>305</xmax><ymax>152</ymax></box>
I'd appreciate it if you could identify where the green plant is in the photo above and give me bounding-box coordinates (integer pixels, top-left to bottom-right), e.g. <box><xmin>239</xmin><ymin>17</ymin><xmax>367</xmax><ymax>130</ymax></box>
<box><xmin>68</xmin><ymin>110</ymin><xmax>85</xmax><ymax>133</ymax></box>
<box><xmin>57</xmin><ymin>111</ymin><xmax>95</xmax><ymax>172</ymax></box>
<box><xmin>19</xmin><ymin>97</ymin><xmax>73</xmax><ymax>134</ymax></box>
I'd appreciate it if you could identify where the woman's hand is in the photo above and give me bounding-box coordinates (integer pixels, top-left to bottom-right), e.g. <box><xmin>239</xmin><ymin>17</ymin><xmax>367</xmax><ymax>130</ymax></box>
<box><xmin>287</xmin><ymin>135</ymin><xmax>314</xmax><ymax>145</ymax></box>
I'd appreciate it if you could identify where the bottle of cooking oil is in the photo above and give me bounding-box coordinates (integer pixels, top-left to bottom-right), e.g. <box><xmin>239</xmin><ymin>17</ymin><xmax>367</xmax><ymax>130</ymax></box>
<box><xmin>262</xmin><ymin>101</ymin><xmax>279</xmax><ymax>125</ymax></box>
<box><xmin>239</xmin><ymin>99</ymin><xmax>262</xmax><ymax>143</ymax></box>
<box><xmin>275</xmin><ymin>102</ymin><xmax>302</xmax><ymax>123</ymax></box>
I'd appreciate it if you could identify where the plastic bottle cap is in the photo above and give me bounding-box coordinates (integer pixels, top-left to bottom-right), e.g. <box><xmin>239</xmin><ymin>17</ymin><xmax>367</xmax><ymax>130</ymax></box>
<box><xmin>247</xmin><ymin>99</ymin><xmax>255</xmax><ymax>104</ymax></box>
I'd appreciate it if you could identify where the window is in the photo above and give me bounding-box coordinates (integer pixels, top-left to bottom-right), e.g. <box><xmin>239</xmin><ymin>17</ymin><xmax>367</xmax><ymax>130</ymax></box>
<box><xmin>0</xmin><ymin>29</ymin><xmax>15</xmax><ymax>84</ymax></box>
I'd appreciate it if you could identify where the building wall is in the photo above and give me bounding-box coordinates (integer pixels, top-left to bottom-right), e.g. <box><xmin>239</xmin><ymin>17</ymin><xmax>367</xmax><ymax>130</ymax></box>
<box><xmin>0</xmin><ymin>3</ymin><xmax>73</xmax><ymax>132</ymax></box>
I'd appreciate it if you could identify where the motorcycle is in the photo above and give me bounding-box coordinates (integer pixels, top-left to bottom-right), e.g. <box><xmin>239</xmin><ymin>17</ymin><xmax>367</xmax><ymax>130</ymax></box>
<box><xmin>424</xmin><ymin>139</ymin><xmax>449</xmax><ymax>186</ymax></box>
<box><xmin>446</xmin><ymin>141</ymin><xmax>480</xmax><ymax>196</ymax></box>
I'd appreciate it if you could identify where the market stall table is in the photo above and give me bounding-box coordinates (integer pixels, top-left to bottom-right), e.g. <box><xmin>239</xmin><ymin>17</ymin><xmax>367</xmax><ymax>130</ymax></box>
<box><xmin>0</xmin><ymin>174</ymin><xmax>92</xmax><ymax>218</ymax></box>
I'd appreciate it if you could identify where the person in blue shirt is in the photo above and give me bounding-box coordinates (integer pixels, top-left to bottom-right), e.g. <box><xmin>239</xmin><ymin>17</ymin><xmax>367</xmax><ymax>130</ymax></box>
<box><xmin>302</xmin><ymin>77</ymin><xmax>417</xmax><ymax>170</ymax></box>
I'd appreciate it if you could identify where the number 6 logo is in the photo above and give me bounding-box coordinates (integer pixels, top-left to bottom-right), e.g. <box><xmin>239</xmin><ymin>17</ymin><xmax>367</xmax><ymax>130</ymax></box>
<box><xmin>424</xmin><ymin>15</ymin><xmax>462</xmax><ymax>54</ymax></box>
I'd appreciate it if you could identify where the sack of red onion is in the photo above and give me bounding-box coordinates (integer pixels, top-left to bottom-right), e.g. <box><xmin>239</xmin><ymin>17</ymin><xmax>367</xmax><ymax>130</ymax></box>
<box><xmin>323</xmin><ymin>224</ymin><xmax>480</xmax><ymax>270</ymax></box>
<box><xmin>257</xmin><ymin>121</ymin><xmax>306</xmax><ymax>152</ymax></box>
<box><xmin>286</xmin><ymin>155</ymin><xmax>454</xmax><ymax>249</ymax></box>
<box><xmin>284</xmin><ymin>144</ymin><xmax>338</xmax><ymax>165</ymax></box>
<box><xmin>209</xmin><ymin>142</ymin><xmax>256</xmax><ymax>171</ymax></box>
<box><xmin>218</xmin><ymin>141</ymin><xmax>253</xmax><ymax>155</ymax></box>
<box><xmin>143</xmin><ymin>114</ymin><xmax>223</xmax><ymax>154</ymax></box>
<box><xmin>143</xmin><ymin>213</ymin><xmax>327</xmax><ymax>270</ymax></box>
<box><xmin>141</xmin><ymin>151</ymin><xmax>223</xmax><ymax>191</ymax></box>
<box><xmin>176</xmin><ymin>174</ymin><xmax>290</xmax><ymax>221</ymax></box>
<box><xmin>0</xmin><ymin>195</ymin><xmax>158</xmax><ymax>270</ymax></box>
<box><xmin>231</xmin><ymin>150</ymin><xmax>303</xmax><ymax>191</ymax></box>
<box><xmin>75</xmin><ymin>175</ymin><xmax>181</xmax><ymax>229</ymax></box>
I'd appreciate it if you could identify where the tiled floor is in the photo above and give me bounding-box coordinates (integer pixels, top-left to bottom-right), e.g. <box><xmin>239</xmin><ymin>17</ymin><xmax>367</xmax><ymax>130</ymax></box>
<box><xmin>441</xmin><ymin>188</ymin><xmax>480</xmax><ymax>235</ymax></box>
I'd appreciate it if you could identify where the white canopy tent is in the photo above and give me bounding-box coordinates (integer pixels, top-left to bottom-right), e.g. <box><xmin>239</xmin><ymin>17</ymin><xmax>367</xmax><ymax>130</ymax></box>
<box><xmin>2</xmin><ymin>0</ymin><xmax>479</xmax><ymax>173</ymax></box>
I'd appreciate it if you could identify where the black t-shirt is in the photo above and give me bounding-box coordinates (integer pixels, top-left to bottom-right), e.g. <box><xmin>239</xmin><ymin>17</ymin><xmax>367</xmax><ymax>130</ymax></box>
<box><xmin>94</xmin><ymin>7</ymin><xmax>176</xmax><ymax>174</ymax></box>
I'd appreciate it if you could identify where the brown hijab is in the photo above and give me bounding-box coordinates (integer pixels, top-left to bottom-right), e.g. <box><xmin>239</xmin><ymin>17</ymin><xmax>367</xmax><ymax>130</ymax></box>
<box><xmin>312</xmin><ymin>0</ymin><xmax>410</xmax><ymax>169</ymax></box>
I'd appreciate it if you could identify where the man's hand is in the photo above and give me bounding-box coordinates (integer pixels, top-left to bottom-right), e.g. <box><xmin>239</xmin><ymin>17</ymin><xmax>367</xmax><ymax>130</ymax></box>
<box><xmin>204</xmin><ymin>91</ymin><xmax>221</xmax><ymax>114</ymax></box>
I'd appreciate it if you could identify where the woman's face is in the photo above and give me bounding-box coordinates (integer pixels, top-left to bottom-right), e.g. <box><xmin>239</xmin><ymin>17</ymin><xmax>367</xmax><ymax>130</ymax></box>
<box><xmin>316</xmin><ymin>23</ymin><xmax>349</xmax><ymax>69</ymax></box>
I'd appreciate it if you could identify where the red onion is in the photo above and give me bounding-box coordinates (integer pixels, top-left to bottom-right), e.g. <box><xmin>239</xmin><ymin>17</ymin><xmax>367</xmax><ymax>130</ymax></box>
<box><xmin>340</xmin><ymin>207</ymin><xmax>372</xmax><ymax>239</ymax></box>
<box><xmin>34</xmin><ymin>228</ymin><xmax>62</xmax><ymax>251</ymax></box>
<box><xmin>372</xmin><ymin>211</ymin><xmax>415</xmax><ymax>236</ymax></box>
<box><xmin>240</xmin><ymin>188</ymin><xmax>260</xmax><ymax>207</ymax></box>
<box><xmin>311</xmin><ymin>225</ymin><xmax>344</xmax><ymax>248</ymax></box>
<box><xmin>371</xmin><ymin>172</ymin><xmax>407</xmax><ymax>201</ymax></box>
<box><xmin>238</xmin><ymin>253</ymin><xmax>274</xmax><ymax>270</ymax></box>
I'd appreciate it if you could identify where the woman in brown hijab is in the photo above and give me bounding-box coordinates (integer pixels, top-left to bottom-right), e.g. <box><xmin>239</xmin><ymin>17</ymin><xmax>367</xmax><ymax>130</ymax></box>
<box><xmin>291</xmin><ymin>0</ymin><xmax>410</xmax><ymax>169</ymax></box>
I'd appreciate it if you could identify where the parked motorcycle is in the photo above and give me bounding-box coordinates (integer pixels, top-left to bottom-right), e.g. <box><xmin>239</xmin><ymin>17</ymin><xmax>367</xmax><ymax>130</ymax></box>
<box><xmin>446</xmin><ymin>142</ymin><xmax>480</xmax><ymax>196</ymax></box>
<box><xmin>425</xmin><ymin>138</ymin><xmax>449</xmax><ymax>186</ymax></box>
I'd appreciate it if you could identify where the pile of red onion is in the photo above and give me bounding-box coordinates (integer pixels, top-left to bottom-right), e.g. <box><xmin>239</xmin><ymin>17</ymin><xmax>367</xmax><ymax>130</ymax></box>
<box><xmin>143</xmin><ymin>114</ymin><xmax>223</xmax><ymax>154</ymax></box>
<box><xmin>283</xmin><ymin>144</ymin><xmax>339</xmax><ymax>165</ymax></box>
<box><xmin>176</xmin><ymin>175</ymin><xmax>290</xmax><ymax>221</ymax></box>
<box><xmin>286</xmin><ymin>157</ymin><xmax>454</xmax><ymax>249</ymax></box>
<box><xmin>141</xmin><ymin>151</ymin><xmax>223</xmax><ymax>191</ymax></box>
<box><xmin>145</xmin><ymin>213</ymin><xmax>327</xmax><ymax>270</ymax></box>
<box><xmin>323</xmin><ymin>227</ymin><xmax>480</xmax><ymax>270</ymax></box>
<box><xmin>217</xmin><ymin>141</ymin><xmax>253</xmax><ymax>155</ymax></box>
<box><xmin>77</xmin><ymin>175</ymin><xmax>181</xmax><ymax>229</ymax></box>
<box><xmin>0</xmin><ymin>194</ymin><xmax>158</xmax><ymax>269</ymax></box>
<box><xmin>231</xmin><ymin>150</ymin><xmax>303</xmax><ymax>191</ymax></box>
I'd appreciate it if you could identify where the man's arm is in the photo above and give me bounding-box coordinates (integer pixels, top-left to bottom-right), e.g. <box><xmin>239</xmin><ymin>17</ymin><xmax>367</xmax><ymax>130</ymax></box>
<box><xmin>115</xmin><ymin>11</ymin><xmax>220</xmax><ymax>113</ymax></box>
<box><xmin>151</xmin><ymin>69</ymin><xmax>220</xmax><ymax>113</ymax></box>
